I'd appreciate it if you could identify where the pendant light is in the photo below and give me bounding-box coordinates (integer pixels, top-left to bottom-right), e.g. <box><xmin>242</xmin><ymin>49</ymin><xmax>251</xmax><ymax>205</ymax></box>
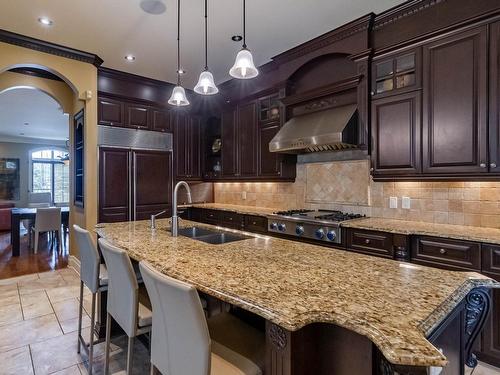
<box><xmin>168</xmin><ymin>0</ymin><xmax>190</xmax><ymax>106</ymax></box>
<box><xmin>229</xmin><ymin>0</ymin><xmax>258</xmax><ymax>79</ymax></box>
<box><xmin>194</xmin><ymin>0</ymin><xmax>218</xmax><ymax>95</ymax></box>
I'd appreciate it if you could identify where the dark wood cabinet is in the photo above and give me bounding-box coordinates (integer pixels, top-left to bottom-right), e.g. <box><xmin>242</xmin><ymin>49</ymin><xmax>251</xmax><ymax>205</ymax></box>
<box><xmin>99</xmin><ymin>147</ymin><xmax>131</xmax><ymax>223</ymax></box>
<box><xmin>490</xmin><ymin>21</ymin><xmax>500</xmax><ymax>174</ymax></box>
<box><xmin>73</xmin><ymin>109</ymin><xmax>84</xmax><ymax>207</ymax></box>
<box><xmin>152</xmin><ymin>108</ymin><xmax>171</xmax><ymax>132</ymax></box>
<box><xmin>125</xmin><ymin>103</ymin><xmax>150</xmax><ymax>130</ymax></box>
<box><xmin>411</xmin><ymin>236</ymin><xmax>481</xmax><ymax>271</ymax></box>
<box><xmin>480</xmin><ymin>245</ymin><xmax>500</xmax><ymax>367</ymax></box>
<box><xmin>371</xmin><ymin>91</ymin><xmax>421</xmax><ymax>176</ymax></box>
<box><xmin>221</xmin><ymin>109</ymin><xmax>238</xmax><ymax>177</ymax></box>
<box><xmin>133</xmin><ymin>150</ymin><xmax>172</xmax><ymax>220</ymax></box>
<box><xmin>346</xmin><ymin>229</ymin><xmax>394</xmax><ymax>259</ymax></box>
<box><xmin>422</xmin><ymin>26</ymin><xmax>488</xmax><ymax>175</ymax></box>
<box><xmin>174</xmin><ymin>112</ymin><xmax>201</xmax><ymax>180</ymax></box>
<box><xmin>98</xmin><ymin>97</ymin><xmax>124</xmax><ymax>127</ymax></box>
<box><xmin>238</xmin><ymin>102</ymin><xmax>258</xmax><ymax>177</ymax></box>
<box><xmin>258</xmin><ymin>123</ymin><xmax>282</xmax><ymax>177</ymax></box>
<box><xmin>99</xmin><ymin>148</ymin><xmax>171</xmax><ymax>223</ymax></box>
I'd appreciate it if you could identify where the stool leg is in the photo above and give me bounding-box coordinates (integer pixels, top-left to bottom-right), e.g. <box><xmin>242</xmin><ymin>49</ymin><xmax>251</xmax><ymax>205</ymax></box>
<box><xmin>88</xmin><ymin>292</ymin><xmax>96</xmax><ymax>375</ymax></box>
<box><xmin>77</xmin><ymin>281</ymin><xmax>84</xmax><ymax>354</ymax></box>
<box><xmin>150</xmin><ymin>364</ymin><xmax>155</xmax><ymax>375</ymax></box>
<box><xmin>104</xmin><ymin>313</ymin><xmax>111</xmax><ymax>375</ymax></box>
<box><xmin>126</xmin><ymin>336</ymin><xmax>134</xmax><ymax>375</ymax></box>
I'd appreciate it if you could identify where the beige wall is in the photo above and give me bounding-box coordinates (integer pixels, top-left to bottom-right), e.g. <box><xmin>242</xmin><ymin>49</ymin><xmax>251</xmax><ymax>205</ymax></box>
<box><xmin>214</xmin><ymin>160</ymin><xmax>500</xmax><ymax>229</ymax></box>
<box><xmin>0</xmin><ymin>41</ymin><xmax>99</xmax><ymax>258</ymax></box>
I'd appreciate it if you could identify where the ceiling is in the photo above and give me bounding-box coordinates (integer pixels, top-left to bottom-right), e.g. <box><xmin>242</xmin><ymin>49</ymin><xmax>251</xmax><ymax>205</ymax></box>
<box><xmin>0</xmin><ymin>88</ymin><xmax>69</xmax><ymax>141</ymax></box>
<box><xmin>0</xmin><ymin>0</ymin><xmax>402</xmax><ymax>87</ymax></box>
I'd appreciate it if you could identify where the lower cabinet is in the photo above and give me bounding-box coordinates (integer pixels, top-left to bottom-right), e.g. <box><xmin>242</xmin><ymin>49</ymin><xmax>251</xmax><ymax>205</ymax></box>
<box><xmin>479</xmin><ymin>245</ymin><xmax>500</xmax><ymax>367</ymax></box>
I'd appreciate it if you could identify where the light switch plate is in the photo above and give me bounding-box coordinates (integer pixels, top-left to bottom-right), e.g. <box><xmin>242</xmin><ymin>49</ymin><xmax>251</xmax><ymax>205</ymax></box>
<box><xmin>389</xmin><ymin>196</ymin><xmax>398</xmax><ymax>209</ymax></box>
<box><xmin>402</xmin><ymin>196</ymin><xmax>411</xmax><ymax>209</ymax></box>
<box><xmin>242</xmin><ymin>191</ymin><xmax>247</xmax><ymax>200</ymax></box>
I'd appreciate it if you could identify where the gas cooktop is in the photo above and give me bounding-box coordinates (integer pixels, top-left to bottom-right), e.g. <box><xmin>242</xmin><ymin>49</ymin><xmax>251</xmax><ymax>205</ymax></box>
<box><xmin>267</xmin><ymin>209</ymin><xmax>365</xmax><ymax>244</ymax></box>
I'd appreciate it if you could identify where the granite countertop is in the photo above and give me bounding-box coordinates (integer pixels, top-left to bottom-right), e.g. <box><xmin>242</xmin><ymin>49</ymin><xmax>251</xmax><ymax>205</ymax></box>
<box><xmin>342</xmin><ymin>217</ymin><xmax>500</xmax><ymax>245</ymax></box>
<box><xmin>95</xmin><ymin>218</ymin><xmax>496</xmax><ymax>368</ymax></box>
<box><xmin>178</xmin><ymin>203</ymin><xmax>277</xmax><ymax>216</ymax></box>
<box><xmin>182</xmin><ymin>203</ymin><xmax>500</xmax><ymax>245</ymax></box>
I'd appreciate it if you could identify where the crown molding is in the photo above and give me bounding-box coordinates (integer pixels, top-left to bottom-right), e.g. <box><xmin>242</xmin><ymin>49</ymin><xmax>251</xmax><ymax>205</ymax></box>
<box><xmin>0</xmin><ymin>29</ymin><xmax>103</xmax><ymax>67</ymax></box>
<box><xmin>374</xmin><ymin>0</ymin><xmax>447</xmax><ymax>30</ymax></box>
<box><xmin>271</xmin><ymin>14</ymin><xmax>374</xmax><ymax>65</ymax></box>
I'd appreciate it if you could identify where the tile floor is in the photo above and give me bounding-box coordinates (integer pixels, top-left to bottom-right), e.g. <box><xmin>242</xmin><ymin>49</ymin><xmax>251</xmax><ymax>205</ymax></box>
<box><xmin>0</xmin><ymin>268</ymin><xmax>150</xmax><ymax>375</ymax></box>
<box><xmin>0</xmin><ymin>267</ymin><xmax>499</xmax><ymax>374</ymax></box>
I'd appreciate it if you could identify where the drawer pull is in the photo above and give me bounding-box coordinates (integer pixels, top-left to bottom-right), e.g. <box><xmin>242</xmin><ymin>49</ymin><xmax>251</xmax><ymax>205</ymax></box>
<box><xmin>439</xmin><ymin>248</ymin><xmax>447</xmax><ymax>255</ymax></box>
<box><xmin>365</xmin><ymin>239</ymin><xmax>371</xmax><ymax>244</ymax></box>
<box><xmin>228</xmin><ymin>217</ymin><xmax>233</xmax><ymax>221</ymax></box>
<box><xmin>252</xmin><ymin>221</ymin><xmax>257</xmax><ymax>225</ymax></box>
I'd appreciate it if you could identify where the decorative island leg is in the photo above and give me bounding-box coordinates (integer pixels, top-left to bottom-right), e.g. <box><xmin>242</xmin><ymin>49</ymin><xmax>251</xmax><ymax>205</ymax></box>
<box><xmin>464</xmin><ymin>287</ymin><xmax>491</xmax><ymax>368</ymax></box>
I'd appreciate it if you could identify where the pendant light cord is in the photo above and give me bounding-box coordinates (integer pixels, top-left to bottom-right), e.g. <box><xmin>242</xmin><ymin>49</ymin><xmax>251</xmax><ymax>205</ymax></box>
<box><xmin>242</xmin><ymin>0</ymin><xmax>247</xmax><ymax>48</ymax></box>
<box><xmin>177</xmin><ymin>0</ymin><xmax>181</xmax><ymax>85</ymax></box>
<box><xmin>204</xmin><ymin>0</ymin><xmax>208</xmax><ymax>70</ymax></box>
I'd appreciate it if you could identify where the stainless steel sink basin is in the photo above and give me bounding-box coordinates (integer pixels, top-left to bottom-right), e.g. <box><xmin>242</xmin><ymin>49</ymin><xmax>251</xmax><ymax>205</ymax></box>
<box><xmin>178</xmin><ymin>226</ymin><xmax>218</xmax><ymax>238</ymax></box>
<box><xmin>178</xmin><ymin>226</ymin><xmax>252</xmax><ymax>244</ymax></box>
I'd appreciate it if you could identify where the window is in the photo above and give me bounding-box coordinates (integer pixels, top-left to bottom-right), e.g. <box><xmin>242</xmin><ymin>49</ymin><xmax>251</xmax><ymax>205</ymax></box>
<box><xmin>32</xmin><ymin>149</ymin><xmax>69</xmax><ymax>204</ymax></box>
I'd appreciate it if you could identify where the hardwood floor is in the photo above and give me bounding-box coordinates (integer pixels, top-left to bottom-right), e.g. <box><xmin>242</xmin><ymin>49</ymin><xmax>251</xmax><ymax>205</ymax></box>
<box><xmin>0</xmin><ymin>230</ymin><xmax>69</xmax><ymax>280</ymax></box>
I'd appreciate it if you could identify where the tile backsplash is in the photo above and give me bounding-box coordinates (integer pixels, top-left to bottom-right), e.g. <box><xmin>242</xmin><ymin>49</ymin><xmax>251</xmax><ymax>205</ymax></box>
<box><xmin>214</xmin><ymin>160</ymin><xmax>500</xmax><ymax>229</ymax></box>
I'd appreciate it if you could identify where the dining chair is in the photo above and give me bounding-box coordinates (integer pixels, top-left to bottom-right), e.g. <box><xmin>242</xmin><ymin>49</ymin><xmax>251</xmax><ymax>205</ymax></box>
<box><xmin>139</xmin><ymin>260</ymin><xmax>264</xmax><ymax>375</ymax></box>
<box><xmin>98</xmin><ymin>238</ymin><xmax>152</xmax><ymax>375</ymax></box>
<box><xmin>32</xmin><ymin>207</ymin><xmax>62</xmax><ymax>254</ymax></box>
<box><xmin>24</xmin><ymin>202</ymin><xmax>50</xmax><ymax>248</ymax></box>
<box><xmin>73</xmin><ymin>225</ymin><xmax>108</xmax><ymax>375</ymax></box>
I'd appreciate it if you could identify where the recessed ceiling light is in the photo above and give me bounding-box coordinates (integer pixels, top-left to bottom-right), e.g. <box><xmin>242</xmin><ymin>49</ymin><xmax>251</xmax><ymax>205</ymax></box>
<box><xmin>231</xmin><ymin>35</ymin><xmax>243</xmax><ymax>42</ymax></box>
<box><xmin>140</xmin><ymin>0</ymin><xmax>166</xmax><ymax>15</ymax></box>
<box><xmin>23</xmin><ymin>122</ymin><xmax>29</xmax><ymax>126</ymax></box>
<box><xmin>124</xmin><ymin>55</ymin><xmax>136</xmax><ymax>62</ymax></box>
<box><xmin>19</xmin><ymin>133</ymin><xmax>25</xmax><ymax>136</ymax></box>
<box><xmin>38</xmin><ymin>17</ymin><xmax>53</xmax><ymax>26</ymax></box>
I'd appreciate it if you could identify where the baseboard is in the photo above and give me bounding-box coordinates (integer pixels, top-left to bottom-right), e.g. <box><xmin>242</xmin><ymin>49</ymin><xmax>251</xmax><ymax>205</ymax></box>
<box><xmin>68</xmin><ymin>255</ymin><xmax>81</xmax><ymax>274</ymax></box>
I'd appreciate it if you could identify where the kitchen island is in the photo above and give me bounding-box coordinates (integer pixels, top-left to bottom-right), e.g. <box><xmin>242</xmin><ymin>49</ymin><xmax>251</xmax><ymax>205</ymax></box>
<box><xmin>95</xmin><ymin>218</ymin><xmax>497</xmax><ymax>375</ymax></box>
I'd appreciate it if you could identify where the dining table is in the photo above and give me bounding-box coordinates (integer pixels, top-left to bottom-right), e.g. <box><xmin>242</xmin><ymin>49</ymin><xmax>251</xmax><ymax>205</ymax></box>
<box><xmin>10</xmin><ymin>206</ymin><xmax>70</xmax><ymax>256</ymax></box>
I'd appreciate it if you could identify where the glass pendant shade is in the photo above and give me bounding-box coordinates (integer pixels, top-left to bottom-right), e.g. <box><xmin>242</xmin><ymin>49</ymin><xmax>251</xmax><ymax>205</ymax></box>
<box><xmin>194</xmin><ymin>70</ymin><xmax>219</xmax><ymax>95</ymax></box>
<box><xmin>168</xmin><ymin>85</ymin><xmax>190</xmax><ymax>106</ymax></box>
<box><xmin>229</xmin><ymin>48</ymin><xmax>259</xmax><ymax>79</ymax></box>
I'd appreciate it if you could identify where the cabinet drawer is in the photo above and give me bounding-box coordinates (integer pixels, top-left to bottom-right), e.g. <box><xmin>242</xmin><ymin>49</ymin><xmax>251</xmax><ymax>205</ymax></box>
<box><xmin>482</xmin><ymin>244</ymin><xmax>500</xmax><ymax>277</ymax></box>
<box><xmin>411</xmin><ymin>236</ymin><xmax>481</xmax><ymax>271</ymax></box>
<box><xmin>244</xmin><ymin>215</ymin><xmax>268</xmax><ymax>233</ymax></box>
<box><xmin>201</xmin><ymin>209</ymin><xmax>221</xmax><ymax>224</ymax></box>
<box><xmin>221</xmin><ymin>211</ymin><xmax>243</xmax><ymax>229</ymax></box>
<box><xmin>346</xmin><ymin>229</ymin><xmax>394</xmax><ymax>259</ymax></box>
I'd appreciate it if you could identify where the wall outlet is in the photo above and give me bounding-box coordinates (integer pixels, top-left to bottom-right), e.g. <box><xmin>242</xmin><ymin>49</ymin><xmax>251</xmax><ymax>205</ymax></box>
<box><xmin>402</xmin><ymin>196</ymin><xmax>411</xmax><ymax>209</ymax></box>
<box><xmin>389</xmin><ymin>196</ymin><xmax>398</xmax><ymax>209</ymax></box>
<box><xmin>242</xmin><ymin>191</ymin><xmax>247</xmax><ymax>200</ymax></box>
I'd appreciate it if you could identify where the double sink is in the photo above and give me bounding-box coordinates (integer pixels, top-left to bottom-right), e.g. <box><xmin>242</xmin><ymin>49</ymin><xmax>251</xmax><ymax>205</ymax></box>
<box><xmin>178</xmin><ymin>226</ymin><xmax>252</xmax><ymax>244</ymax></box>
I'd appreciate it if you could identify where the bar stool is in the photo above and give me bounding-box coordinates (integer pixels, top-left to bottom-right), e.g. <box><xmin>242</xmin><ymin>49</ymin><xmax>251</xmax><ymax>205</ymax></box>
<box><xmin>98</xmin><ymin>238</ymin><xmax>152</xmax><ymax>375</ymax></box>
<box><xmin>73</xmin><ymin>225</ymin><xmax>108</xmax><ymax>375</ymax></box>
<box><xmin>139</xmin><ymin>260</ymin><xmax>264</xmax><ymax>375</ymax></box>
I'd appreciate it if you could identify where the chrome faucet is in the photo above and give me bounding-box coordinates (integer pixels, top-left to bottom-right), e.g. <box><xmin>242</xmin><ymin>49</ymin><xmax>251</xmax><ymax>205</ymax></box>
<box><xmin>172</xmin><ymin>181</ymin><xmax>192</xmax><ymax>237</ymax></box>
<box><xmin>150</xmin><ymin>210</ymin><xmax>167</xmax><ymax>230</ymax></box>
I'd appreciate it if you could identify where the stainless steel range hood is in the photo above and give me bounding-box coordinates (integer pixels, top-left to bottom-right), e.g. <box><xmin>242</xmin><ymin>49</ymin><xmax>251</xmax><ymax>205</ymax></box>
<box><xmin>269</xmin><ymin>104</ymin><xmax>358</xmax><ymax>154</ymax></box>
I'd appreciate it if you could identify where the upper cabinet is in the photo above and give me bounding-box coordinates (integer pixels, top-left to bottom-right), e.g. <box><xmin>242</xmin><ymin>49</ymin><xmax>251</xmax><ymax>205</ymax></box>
<box><xmin>422</xmin><ymin>26</ymin><xmax>488</xmax><ymax>175</ymax></box>
<box><xmin>98</xmin><ymin>95</ymin><xmax>172</xmax><ymax>133</ymax></box>
<box><xmin>372</xmin><ymin>49</ymin><xmax>421</xmax><ymax>98</ymax></box>
<box><xmin>237</xmin><ymin>102</ymin><xmax>258</xmax><ymax>177</ymax></box>
<box><xmin>174</xmin><ymin>112</ymin><xmax>201</xmax><ymax>181</ymax></box>
<box><xmin>490</xmin><ymin>21</ymin><xmax>500</xmax><ymax>174</ymax></box>
<box><xmin>371</xmin><ymin>24</ymin><xmax>497</xmax><ymax>180</ymax></box>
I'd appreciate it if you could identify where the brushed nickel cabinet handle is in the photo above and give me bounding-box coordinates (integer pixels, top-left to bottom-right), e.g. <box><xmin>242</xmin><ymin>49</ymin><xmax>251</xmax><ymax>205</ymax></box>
<box><xmin>365</xmin><ymin>239</ymin><xmax>371</xmax><ymax>244</ymax></box>
<box><xmin>491</xmin><ymin>162</ymin><xmax>497</xmax><ymax>168</ymax></box>
<box><xmin>439</xmin><ymin>248</ymin><xmax>446</xmax><ymax>254</ymax></box>
<box><xmin>480</xmin><ymin>163</ymin><xmax>487</xmax><ymax>168</ymax></box>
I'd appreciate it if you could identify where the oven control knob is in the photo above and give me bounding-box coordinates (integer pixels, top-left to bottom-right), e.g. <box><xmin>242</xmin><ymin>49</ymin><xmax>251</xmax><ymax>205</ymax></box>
<box><xmin>295</xmin><ymin>225</ymin><xmax>304</xmax><ymax>236</ymax></box>
<box><xmin>315</xmin><ymin>228</ymin><xmax>325</xmax><ymax>239</ymax></box>
<box><xmin>278</xmin><ymin>223</ymin><xmax>286</xmax><ymax>232</ymax></box>
<box><xmin>270</xmin><ymin>222</ymin><xmax>278</xmax><ymax>230</ymax></box>
<box><xmin>326</xmin><ymin>231</ymin><xmax>336</xmax><ymax>241</ymax></box>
